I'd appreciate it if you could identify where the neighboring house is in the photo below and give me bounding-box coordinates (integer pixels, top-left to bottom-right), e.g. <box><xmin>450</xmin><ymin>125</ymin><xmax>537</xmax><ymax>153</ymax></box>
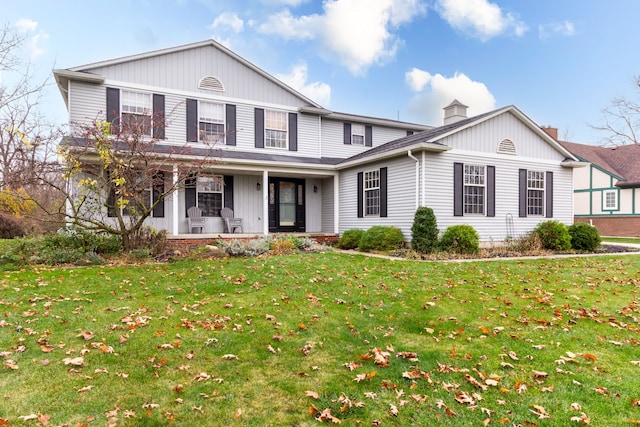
<box><xmin>53</xmin><ymin>40</ymin><xmax>581</xmax><ymax>242</ymax></box>
<box><xmin>558</xmin><ymin>135</ymin><xmax>640</xmax><ymax>236</ymax></box>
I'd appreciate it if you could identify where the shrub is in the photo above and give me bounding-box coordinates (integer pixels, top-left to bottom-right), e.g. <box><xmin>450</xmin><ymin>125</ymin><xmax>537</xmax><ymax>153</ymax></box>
<box><xmin>411</xmin><ymin>207</ymin><xmax>439</xmax><ymax>253</ymax></box>
<box><xmin>533</xmin><ymin>220</ymin><xmax>571</xmax><ymax>251</ymax></box>
<box><xmin>130</xmin><ymin>227</ymin><xmax>167</xmax><ymax>256</ymax></box>
<box><xmin>568</xmin><ymin>222</ymin><xmax>601</xmax><ymax>251</ymax></box>
<box><xmin>338</xmin><ymin>229</ymin><xmax>365</xmax><ymax>249</ymax></box>
<box><xmin>510</xmin><ymin>232</ymin><xmax>544</xmax><ymax>253</ymax></box>
<box><xmin>219</xmin><ymin>238</ymin><xmax>271</xmax><ymax>257</ymax></box>
<box><xmin>270</xmin><ymin>236</ymin><xmax>298</xmax><ymax>255</ymax></box>
<box><xmin>358</xmin><ymin>226</ymin><xmax>405</xmax><ymax>252</ymax></box>
<box><xmin>0</xmin><ymin>213</ymin><xmax>26</xmax><ymax>238</ymax></box>
<box><xmin>439</xmin><ymin>224</ymin><xmax>480</xmax><ymax>254</ymax></box>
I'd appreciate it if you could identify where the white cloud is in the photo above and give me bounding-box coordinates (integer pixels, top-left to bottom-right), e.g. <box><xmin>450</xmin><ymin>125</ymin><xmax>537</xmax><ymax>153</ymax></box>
<box><xmin>539</xmin><ymin>21</ymin><xmax>576</xmax><ymax>40</ymax></box>
<box><xmin>258</xmin><ymin>0</ymin><xmax>427</xmax><ymax>75</ymax></box>
<box><xmin>276</xmin><ymin>62</ymin><xmax>331</xmax><ymax>106</ymax></box>
<box><xmin>435</xmin><ymin>0</ymin><xmax>527</xmax><ymax>41</ymax></box>
<box><xmin>15</xmin><ymin>18</ymin><xmax>38</xmax><ymax>32</ymax></box>
<box><xmin>14</xmin><ymin>19</ymin><xmax>49</xmax><ymax>58</ymax></box>
<box><xmin>211</xmin><ymin>12</ymin><xmax>244</xmax><ymax>33</ymax></box>
<box><xmin>405</xmin><ymin>68</ymin><xmax>496</xmax><ymax>125</ymax></box>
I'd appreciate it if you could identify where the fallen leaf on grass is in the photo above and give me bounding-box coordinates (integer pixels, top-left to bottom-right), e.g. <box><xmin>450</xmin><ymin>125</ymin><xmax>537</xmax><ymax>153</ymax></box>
<box><xmin>63</xmin><ymin>357</ymin><xmax>84</xmax><ymax>366</ymax></box>
<box><xmin>18</xmin><ymin>414</ymin><xmax>38</xmax><ymax>421</ymax></box>
<box><xmin>530</xmin><ymin>404</ymin><xmax>550</xmax><ymax>419</ymax></box>
<box><xmin>222</xmin><ymin>354</ymin><xmax>239</xmax><ymax>360</ymax></box>
<box><xmin>78</xmin><ymin>385</ymin><xmax>93</xmax><ymax>393</ymax></box>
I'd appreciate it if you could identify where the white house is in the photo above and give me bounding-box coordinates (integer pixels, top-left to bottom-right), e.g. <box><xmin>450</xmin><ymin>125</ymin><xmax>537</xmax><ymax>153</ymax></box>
<box><xmin>53</xmin><ymin>40</ymin><xmax>581</xmax><ymax>242</ymax></box>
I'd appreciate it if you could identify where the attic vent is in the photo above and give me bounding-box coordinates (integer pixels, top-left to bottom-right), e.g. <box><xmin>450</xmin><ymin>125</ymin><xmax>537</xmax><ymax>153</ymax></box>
<box><xmin>497</xmin><ymin>138</ymin><xmax>516</xmax><ymax>155</ymax></box>
<box><xmin>198</xmin><ymin>76</ymin><xmax>224</xmax><ymax>92</ymax></box>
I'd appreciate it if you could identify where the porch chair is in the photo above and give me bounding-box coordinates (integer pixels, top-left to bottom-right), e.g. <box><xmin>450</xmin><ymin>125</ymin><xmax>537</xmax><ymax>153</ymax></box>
<box><xmin>220</xmin><ymin>207</ymin><xmax>243</xmax><ymax>233</ymax></box>
<box><xmin>187</xmin><ymin>206</ymin><xmax>205</xmax><ymax>233</ymax></box>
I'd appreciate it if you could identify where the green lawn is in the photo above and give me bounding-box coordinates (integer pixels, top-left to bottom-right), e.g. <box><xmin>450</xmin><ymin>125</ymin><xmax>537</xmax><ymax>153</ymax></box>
<box><xmin>602</xmin><ymin>237</ymin><xmax>640</xmax><ymax>245</ymax></box>
<box><xmin>1</xmin><ymin>252</ymin><xmax>640</xmax><ymax>426</ymax></box>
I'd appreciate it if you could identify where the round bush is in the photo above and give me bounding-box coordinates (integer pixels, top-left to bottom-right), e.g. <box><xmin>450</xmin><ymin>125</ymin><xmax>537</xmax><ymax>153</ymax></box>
<box><xmin>358</xmin><ymin>226</ymin><xmax>405</xmax><ymax>252</ymax></box>
<box><xmin>337</xmin><ymin>229</ymin><xmax>365</xmax><ymax>250</ymax></box>
<box><xmin>439</xmin><ymin>224</ymin><xmax>480</xmax><ymax>254</ymax></box>
<box><xmin>411</xmin><ymin>207</ymin><xmax>439</xmax><ymax>253</ymax></box>
<box><xmin>568</xmin><ymin>222</ymin><xmax>601</xmax><ymax>251</ymax></box>
<box><xmin>0</xmin><ymin>213</ymin><xmax>25</xmax><ymax>239</ymax></box>
<box><xmin>533</xmin><ymin>220</ymin><xmax>571</xmax><ymax>251</ymax></box>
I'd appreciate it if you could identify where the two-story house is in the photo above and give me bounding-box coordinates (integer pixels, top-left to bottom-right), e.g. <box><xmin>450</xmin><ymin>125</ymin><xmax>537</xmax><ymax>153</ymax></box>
<box><xmin>54</xmin><ymin>40</ymin><xmax>582</xmax><ymax>242</ymax></box>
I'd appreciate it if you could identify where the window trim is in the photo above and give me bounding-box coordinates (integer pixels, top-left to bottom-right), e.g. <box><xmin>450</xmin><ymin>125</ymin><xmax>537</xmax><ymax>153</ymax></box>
<box><xmin>198</xmin><ymin>100</ymin><xmax>226</xmax><ymax>143</ymax></box>
<box><xmin>602</xmin><ymin>189</ymin><xmax>619</xmax><ymax>211</ymax></box>
<box><xmin>463</xmin><ymin>164</ymin><xmax>486</xmax><ymax>215</ymax></box>
<box><xmin>363</xmin><ymin>169</ymin><xmax>381</xmax><ymax>216</ymax></box>
<box><xmin>351</xmin><ymin>124</ymin><xmax>365</xmax><ymax>145</ymax></box>
<box><xmin>526</xmin><ymin>170</ymin><xmax>545</xmax><ymax>216</ymax></box>
<box><xmin>196</xmin><ymin>175</ymin><xmax>224</xmax><ymax>217</ymax></box>
<box><xmin>264</xmin><ymin>109</ymin><xmax>288</xmax><ymax>149</ymax></box>
<box><xmin>121</xmin><ymin>90</ymin><xmax>152</xmax><ymax>136</ymax></box>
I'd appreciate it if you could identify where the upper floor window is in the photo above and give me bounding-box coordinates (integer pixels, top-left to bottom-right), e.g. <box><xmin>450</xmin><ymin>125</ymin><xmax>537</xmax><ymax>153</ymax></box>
<box><xmin>121</xmin><ymin>90</ymin><xmax>152</xmax><ymax>136</ymax></box>
<box><xmin>197</xmin><ymin>176</ymin><xmax>223</xmax><ymax>217</ymax></box>
<box><xmin>464</xmin><ymin>165</ymin><xmax>485</xmax><ymax>214</ymax></box>
<box><xmin>265</xmin><ymin>110</ymin><xmax>288</xmax><ymax>149</ymax></box>
<box><xmin>199</xmin><ymin>101</ymin><xmax>225</xmax><ymax>143</ymax></box>
<box><xmin>351</xmin><ymin>124</ymin><xmax>365</xmax><ymax>145</ymax></box>
<box><xmin>364</xmin><ymin>170</ymin><xmax>380</xmax><ymax>216</ymax></box>
<box><xmin>603</xmin><ymin>190</ymin><xmax>618</xmax><ymax>210</ymax></box>
<box><xmin>527</xmin><ymin>170</ymin><xmax>545</xmax><ymax>216</ymax></box>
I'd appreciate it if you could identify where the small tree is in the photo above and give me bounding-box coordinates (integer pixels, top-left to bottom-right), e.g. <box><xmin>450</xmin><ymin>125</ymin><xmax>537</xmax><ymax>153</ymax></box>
<box><xmin>411</xmin><ymin>206</ymin><xmax>439</xmax><ymax>253</ymax></box>
<box><xmin>35</xmin><ymin>109</ymin><xmax>223</xmax><ymax>250</ymax></box>
<box><xmin>592</xmin><ymin>75</ymin><xmax>640</xmax><ymax>146</ymax></box>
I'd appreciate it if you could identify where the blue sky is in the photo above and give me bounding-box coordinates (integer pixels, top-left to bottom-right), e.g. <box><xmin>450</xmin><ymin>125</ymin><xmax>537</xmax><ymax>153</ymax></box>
<box><xmin>4</xmin><ymin>0</ymin><xmax>640</xmax><ymax>144</ymax></box>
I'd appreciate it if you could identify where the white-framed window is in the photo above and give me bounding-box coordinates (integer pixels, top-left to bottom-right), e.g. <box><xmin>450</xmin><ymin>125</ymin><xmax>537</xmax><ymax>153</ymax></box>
<box><xmin>265</xmin><ymin>110</ymin><xmax>288</xmax><ymax>148</ymax></box>
<box><xmin>351</xmin><ymin>124</ymin><xmax>365</xmax><ymax>145</ymax></box>
<box><xmin>464</xmin><ymin>165</ymin><xmax>485</xmax><ymax>214</ymax></box>
<box><xmin>121</xmin><ymin>90</ymin><xmax>152</xmax><ymax>136</ymax></box>
<box><xmin>527</xmin><ymin>170</ymin><xmax>545</xmax><ymax>216</ymax></box>
<box><xmin>199</xmin><ymin>101</ymin><xmax>225</xmax><ymax>143</ymax></box>
<box><xmin>197</xmin><ymin>176</ymin><xmax>223</xmax><ymax>217</ymax></box>
<box><xmin>364</xmin><ymin>169</ymin><xmax>380</xmax><ymax>216</ymax></box>
<box><xmin>603</xmin><ymin>189</ymin><xmax>618</xmax><ymax>210</ymax></box>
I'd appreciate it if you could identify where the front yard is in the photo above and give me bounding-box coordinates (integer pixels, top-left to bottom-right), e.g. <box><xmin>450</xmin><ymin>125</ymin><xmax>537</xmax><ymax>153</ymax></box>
<box><xmin>1</xmin><ymin>252</ymin><xmax>640</xmax><ymax>426</ymax></box>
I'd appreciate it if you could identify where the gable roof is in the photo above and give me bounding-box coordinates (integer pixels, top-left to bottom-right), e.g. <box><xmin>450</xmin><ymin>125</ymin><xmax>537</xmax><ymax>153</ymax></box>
<box><xmin>559</xmin><ymin>140</ymin><xmax>640</xmax><ymax>186</ymax></box>
<box><xmin>53</xmin><ymin>39</ymin><xmax>323</xmax><ymax>109</ymax></box>
<box><xmin>338</xmin><ymin>105</ymin><xmax>578</xmax><ymax>168</ymax></box>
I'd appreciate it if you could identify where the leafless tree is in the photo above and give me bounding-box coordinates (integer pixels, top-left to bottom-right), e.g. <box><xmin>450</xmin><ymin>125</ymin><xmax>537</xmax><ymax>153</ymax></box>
<box><xmin>592</xmin><ymin>75</ymin><xmax>640</xmax><ymax>146</ymax></box>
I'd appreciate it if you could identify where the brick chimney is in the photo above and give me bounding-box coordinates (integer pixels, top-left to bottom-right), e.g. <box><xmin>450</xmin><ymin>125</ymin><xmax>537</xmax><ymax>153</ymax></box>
<box><xmin>443</xmin><ymin>99</ymin><xmax>468</xmax><ymax>125</ymax></box>
<box><xmin>541</xmin><ymin>126</ymin><xmax>558</xmax><ymax>140</ymax></box>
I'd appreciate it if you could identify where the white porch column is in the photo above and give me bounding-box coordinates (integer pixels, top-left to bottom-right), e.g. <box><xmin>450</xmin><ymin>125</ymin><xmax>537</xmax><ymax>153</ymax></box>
<box><xmin>262</xmin><ymin>169</ymin><xmax>269</xmax><ymax>236</ymax></box>
<box><xmin>333</xmin><ymin>173</ymin><xmax>339</xmax><ymax>235</ymax></box>
<box><xmin>172</xmin><ymin>164</ymin><xmax>179</xmax><ymax>236</ymax></box>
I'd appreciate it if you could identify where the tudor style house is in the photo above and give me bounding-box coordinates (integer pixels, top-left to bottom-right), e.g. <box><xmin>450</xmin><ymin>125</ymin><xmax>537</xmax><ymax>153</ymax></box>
<box><xmin>53</xmin><ymin>40</ymin><xmax>582</xmax><ymax>242</ymax></box>
<box><xmin>558</xmin><ymin>134</ymin><xmax>640</xmax><ymax>236</ymax></box>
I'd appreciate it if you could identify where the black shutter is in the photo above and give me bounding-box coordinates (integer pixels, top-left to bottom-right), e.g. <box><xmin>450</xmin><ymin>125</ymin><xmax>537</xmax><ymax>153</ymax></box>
<box><xmin>365</xmin><ymin>125</ymin><xmax>373</xmax><ymax>147</ymax></box>
<box><xmin>288</xmin><ymin>112</ymin><xmax>297</xmax><ymax>151</ymax></box>
<box><xmin>344</xmin><ymin>123</ymin><xmax>352</xmax><ymax>145</ymax></box>
<box><xmin>545</xmin><ymin>171</ymin><xmax>553</xmax><ymax>218</ymax></box>
<box><xmin>106</xmin><ymin>87</ymin><xmax>120</xmax><ymax>132</ymax></box>
<box><xmin>185</xmin><ymin>175</ymin><xmax>196</xmax><ymax>216</ymax></box>
<box><xmin>453</xmin><ymin>162</ymin><xmax>463</xmax><ymax>216</ymax></box>
<box><xmin>153</xmin><ymin>94</ymin><xmax>165</xmax><ymax>139</ymax></box>
<box><xmin>225</xmin><ymin>104</ymin><xmax>236</xmax><ymax>146</ymax></box>
<box><xmin>255</xmin><ymin>108</ymin><xmax>264</xmax><ymax>148</ymax></box>
<box><xmin>152</xmin><ymin>172</ymin><xmax>165</xmax><ymax>218</ymax></box>
<box><xmin>486</xmin><ymin>166</ymin><xmax>495</xmax><ymax>217</ymax></box>
<box><xmin>224</xmin><ymin>175</ymin><xmax>234</xmax><ymax>210</ymax></box>
<box><xmin>519</xmin><ymin>169</ymin><xmax>527</xmax><ymax>217</ymax></box>
<box><xmin>380</xmin><ymin>167</ymin><xmax>387</xmax><ymax>218</ymax></box>
<box><xmin>107</xmin><ymin>186</ymin><xmax>116</xmax><ymax>217</ymax></box>
<box><xmin>186</xmin><ymin>99</ymin><xmax>198</xmax><ymax>142</ymax></box>
<box><xmin>357</xmin><ymin>172</ymin><xmax>363</xmax><ymax>218</ymax></box>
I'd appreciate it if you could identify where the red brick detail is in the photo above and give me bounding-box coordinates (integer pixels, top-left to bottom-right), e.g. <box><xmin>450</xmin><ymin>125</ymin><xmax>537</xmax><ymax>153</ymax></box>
<box><xmin>575</xmin><ymin>216</ymin><xmax>640</xmax><ymax>237</ymax></box>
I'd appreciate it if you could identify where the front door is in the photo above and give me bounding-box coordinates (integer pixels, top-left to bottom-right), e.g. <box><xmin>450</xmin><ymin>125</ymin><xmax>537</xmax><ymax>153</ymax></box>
<box><xmin>268</xmin><ymin>178</ymin><xmax>306</xmax><ymax>232</ymax></box>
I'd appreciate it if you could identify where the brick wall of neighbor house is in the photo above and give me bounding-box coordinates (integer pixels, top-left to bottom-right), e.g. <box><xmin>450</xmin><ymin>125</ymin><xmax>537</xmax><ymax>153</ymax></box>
<box><xmin>575</xmin><ymin>216</ymin><xmax>640</xmax><ymax>237</ymax></box>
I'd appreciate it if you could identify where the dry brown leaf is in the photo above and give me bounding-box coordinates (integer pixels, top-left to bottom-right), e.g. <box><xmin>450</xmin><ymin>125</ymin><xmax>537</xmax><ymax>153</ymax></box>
<box><xmin>306</xmin><ymin>390</ymin><xmax>319</xmax><ymax>400</ymax></box>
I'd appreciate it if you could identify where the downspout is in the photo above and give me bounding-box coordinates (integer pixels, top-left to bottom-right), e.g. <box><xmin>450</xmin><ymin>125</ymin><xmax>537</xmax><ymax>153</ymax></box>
<box><xmin>421</xmin><ymin>150</ymin><xmax>426</xmax><ymax>207</ymax></box>
<box><xmin>407</xmin><ymin>150</ymin><xmax>419</xmax><ymax>211</ymax></box>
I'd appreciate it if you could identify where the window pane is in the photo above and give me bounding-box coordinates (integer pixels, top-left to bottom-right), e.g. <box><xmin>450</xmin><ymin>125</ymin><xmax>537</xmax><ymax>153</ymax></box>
<box><xmin>265</xmin><ymin>129</ymin><xmax>287</xmax><ymax>148</ymax></box>
<box><xmin>199</xmin><ymin>102</ymin><xmax>224</xmax><ymax>123</ymax></box>
<box><xmin>352</xmin><ymin>124</ymin><xmax>365</xmax><ymax>145</ymax></box>
<box><xmin>527</xmin><ymin>171</ymin><xmax>545</xmax><ymax>215</ymax></box>
<box><xmin>365</xmin><ymin>188</ymin><xmax>380</xmax><ymax>216</ymax></box>
<box><xmin>198</xmin><ymin>193</ymin><xmax>222</xmax><ymax>217</ymax></box>
<box><xmin>464</xmin><ymin>186</ymin><xmax>484</xmax><ymax>214</ymax></box>
<box><xmin>266</xmin><ymin>110</ymin><xmax>287</xmax><ymax>131</ymax></box>
<box><xmin>122</xmin><ymin>91</ymin><xmax>151</xmax><ymax>114</ymax></box>
<box><xmin>199</xmin><ymin>122</ymin><xmax>225</xmax><ymax>142</ymax></box>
